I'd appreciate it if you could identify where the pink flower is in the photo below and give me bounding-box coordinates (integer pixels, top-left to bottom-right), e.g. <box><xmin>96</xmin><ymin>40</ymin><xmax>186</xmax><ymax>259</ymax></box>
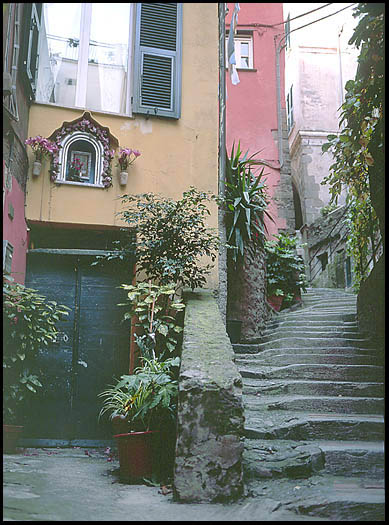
<box><xmin>117</xmin><ymin>147</ymin><xmax>141</xmax><ymax>170</ymax></box>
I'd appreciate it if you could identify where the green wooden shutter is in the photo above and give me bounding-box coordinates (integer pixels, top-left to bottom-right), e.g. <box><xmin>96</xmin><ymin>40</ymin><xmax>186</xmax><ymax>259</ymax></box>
<box><xmin>133</xmin><ymin>3</ymin><xmax>182</xmax><ymax>119</ymax></box>
<box><xmin>20</xmin><ymin>3</ymin><xmax>41</xmax><ymax>99</ymax></box>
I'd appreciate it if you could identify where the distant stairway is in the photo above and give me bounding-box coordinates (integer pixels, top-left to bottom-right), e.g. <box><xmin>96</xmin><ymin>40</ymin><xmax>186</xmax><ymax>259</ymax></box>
<box><xmin>234</xmin><ymin>288</ymin><xmax>385</xmax><ymax>521</ymax></box>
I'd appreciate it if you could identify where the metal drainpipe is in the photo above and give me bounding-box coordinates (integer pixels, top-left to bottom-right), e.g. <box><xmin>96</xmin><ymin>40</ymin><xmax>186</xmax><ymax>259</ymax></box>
<box><xmin>275</xmin><ymin>36</ymin><xmax>286</xmax><ymax>170</ymax></box>
<box><xmin>218</xmin><ymin>2</ymin><xmax>227</xmax><ymax>323</ymax></box>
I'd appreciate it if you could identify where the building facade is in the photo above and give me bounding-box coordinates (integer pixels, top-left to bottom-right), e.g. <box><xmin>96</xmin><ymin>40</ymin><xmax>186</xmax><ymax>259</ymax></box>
<box><xmin>225</xmin><ymin>2</ymin><xmax>295</xmax><ymax>238</ymax></box>
<box><xmin>283</xmin><ymin>3</ymin><xmax>359</xmax><ymax>285</ymax></box>
<box><xmin>3</xmin><ymin>3</ymin><xmax>33</xmax><ymax>285</ymax></box>
<box><xmin>223</xmin><ymin>3</ymin><xmax>294</xmax><ymax>340</ymax></box>
<box><xmin>283</xmin><ymin>3</ymin><xmax>358</xmax><ymax>226</ymax></box>
<box><xmin>5</xmin><ymin>2</ymin><xmax>221</xmax><ymax>445</ymax></box>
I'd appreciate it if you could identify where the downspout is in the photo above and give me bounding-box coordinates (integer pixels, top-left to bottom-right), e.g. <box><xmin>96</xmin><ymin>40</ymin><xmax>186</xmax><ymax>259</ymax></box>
<box><xmin>218</xmin><ymin>3</ymin><xmax>227</xmax><ymax>323</ymax></box>
<box><xmin>275</xmin><ymin>36</ymin><xmax>286</xmax><ymax>170</ymax></box>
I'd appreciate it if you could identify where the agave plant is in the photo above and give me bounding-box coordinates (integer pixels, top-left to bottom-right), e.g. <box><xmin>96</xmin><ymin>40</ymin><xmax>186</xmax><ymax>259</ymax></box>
<box><xmin>223</xmin><ymin>141</ymin><xmax>274</xmax><ymax>264</ymax></box>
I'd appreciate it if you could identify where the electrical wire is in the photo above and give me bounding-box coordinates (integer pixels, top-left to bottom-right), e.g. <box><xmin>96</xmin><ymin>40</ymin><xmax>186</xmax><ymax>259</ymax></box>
<box><xmin>276</xmin><ymin>3</ymin><xmax>358</xmax><ymax>46</ymax></box>
<box><xmin>237</xmin><ymin>3</ymin><xmax>333</xmax><ymax>29</ymax></box>
<box><xmin>270</xmin><ymin>3</ymin><xmax>333</xmax><ymax>28</ymax></box>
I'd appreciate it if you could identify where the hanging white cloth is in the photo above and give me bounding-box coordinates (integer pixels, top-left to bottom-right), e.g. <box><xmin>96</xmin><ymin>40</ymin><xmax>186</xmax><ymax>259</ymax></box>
<box><xmin>227</xmin><ymin>3</ymin><xmax>240</xmax><ymax>85</ymax></box>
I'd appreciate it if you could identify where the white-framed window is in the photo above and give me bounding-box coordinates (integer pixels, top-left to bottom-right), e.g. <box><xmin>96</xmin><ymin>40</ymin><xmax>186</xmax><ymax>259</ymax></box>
<box><xmin>36</xmin><ymin>3</ymin><xmax>133</xmax><ymax>115</ymax></box>
<box><xmin>287</xmin><ymin>85</ymin><xmax>294</xmax><ymax>133</ymax></box>
<box><xmin>56</xmin><ymin>132</ymin><xmax>104</xmax><ymax>187</ymax></box>
<box><xmin>33</xmin><ymin>3</ymin><xmax>182</xmax><ymax>119</ymax></box>
<box><xmin>225</xmin><ymin>35</ymin><xmax>254</xmax><ymax>69</ymax></box>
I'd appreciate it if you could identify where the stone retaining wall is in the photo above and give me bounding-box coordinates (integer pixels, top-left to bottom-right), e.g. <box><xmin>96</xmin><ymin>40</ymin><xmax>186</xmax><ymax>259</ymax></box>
<box><xmin>173</xmin><ymin>289</ymin><xmax>245</xmax><ymax>502</ymax></box>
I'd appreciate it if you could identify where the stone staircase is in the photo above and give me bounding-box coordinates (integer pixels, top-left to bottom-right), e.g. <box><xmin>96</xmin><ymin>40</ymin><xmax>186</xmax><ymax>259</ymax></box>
<box><xmin>234</xmin><ymin>288</ymin><xmax>385</xmax><ymax>521</ymax></box>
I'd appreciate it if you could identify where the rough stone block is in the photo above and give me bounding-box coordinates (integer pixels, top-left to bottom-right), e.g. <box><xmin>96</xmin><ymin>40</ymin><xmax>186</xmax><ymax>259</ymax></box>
<box><xmin>174</xmin><ymin>289</ymin><xmax>245</xmax><ymax>502</ymax></box>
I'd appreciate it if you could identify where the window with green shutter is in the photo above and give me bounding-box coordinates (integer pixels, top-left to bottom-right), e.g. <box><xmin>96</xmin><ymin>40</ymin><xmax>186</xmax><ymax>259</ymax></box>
<box><xmin>133</xmin><ymin>3</ymin><xmax>182</xmax><ymax>119</ymax></box>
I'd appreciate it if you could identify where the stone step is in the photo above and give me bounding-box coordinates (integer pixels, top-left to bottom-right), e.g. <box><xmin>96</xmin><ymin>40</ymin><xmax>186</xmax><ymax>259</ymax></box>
<box><xmin>235</xmin><ymin>346</ymin><xmax>380</xmax><ymax>359</ymax></box>
<box><xmin>244</xmin><ymin>412</ymin><xmax>384</xmax><ymax>441</ymax></box>
<box><xmin>243</xmin><ymin>393</ymin><xmax>384</xmax><ymax>414</ymax></box>
<box><xmin>234</xmin><ymin>344</ymin><xmax>377</xmax><ymax>355</ymax></box>
<box><xmin>239</xmin><ymin>363</ymin><xmax>384</xmax><ymax>382</ymax></box>
<box><xmin>242</xmin><ymin>379</ymin><xmax>384</xmax><ymax>398</ymax></box>
<box><xmin>264</xmin><ymin>320</ymin><xmax>359</xmax><ymax>331</ymax></box>
<box><xmin>301</xmin><ymin>302</ymin><xmax>357</xmax><ymax>309</ymax></box>
<box><xmin>302</xmin><ymin>297</ymin><xmax>357</xmax><ymax>303</ymax></box>
<box><xmin>254</xmin><ymin>336</ymin><xmax>375</xmax><ymax>350</ymax></box>
<box><xmin>274</xmin><ymin>312</ymin><xmax>357</xmax><ymax>323</ymax></box>
<box><xmin>303</xmin><ymin>288</ymin><xmax>355</xmax><ymax>295</ymax></box>
<box><xmin>244</xmin><ymin>439</ymin><xmax>384</xmax><ymax>481</ymax></box>
<box><xmin>260</xmin><ymin>330</ymin><xmax>372</xmax><ymax>343</ymax></box>
<box><xmin>262</xmin><ymin>327</ymin><xmax>362</xmax><ymax>338</ymax></box>
<box><xmin>243</xmin><ymin>439</ymin><xmax>325</xmax><ymax>481</ymax></box>
<box><xmin>317</xmin><ymin>440</ymin><xmax>385</xmax><ymax>479</ymax></box>
<box><xmin>246</xmin><ymin>475</ymin><xmax>385</xmax><ymax>521</ymax></box>
<box><xmin>236</xmin><ymin>353</ymin><xmax>380</xmax><ymax>366</ymax></box>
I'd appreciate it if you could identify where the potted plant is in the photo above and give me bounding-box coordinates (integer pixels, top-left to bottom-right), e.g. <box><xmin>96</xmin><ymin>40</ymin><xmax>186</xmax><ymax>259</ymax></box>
<box><xmin>117</xmin><ymin>147</ymin><xmax>141</xmax><ymax>185</ymax></box>
<box><xmin>3</xmin><ymin>278</ymin><xmax>70</xmax><ymax>452</ymax></box>
<box><xmin>265</xmin><ymin>232</ymin><xmax>308</xmax><ymax>311</ymax></box>
<box><xmin>25</xmin><ymin>135</ymin><xmax>59</xmax><ymax>176</ymax></box>
<box><xmin>98</xmin><ymin>356</ymin><xmax>179</xmax><ymax>482</ymax></box>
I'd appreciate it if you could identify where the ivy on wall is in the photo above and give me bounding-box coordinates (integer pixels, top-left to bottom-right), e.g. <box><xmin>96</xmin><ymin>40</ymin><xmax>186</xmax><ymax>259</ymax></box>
<box><xmin>321</xmin><ymin>3</ymin><xmax>384</xmax><ymax>290</ymax></box>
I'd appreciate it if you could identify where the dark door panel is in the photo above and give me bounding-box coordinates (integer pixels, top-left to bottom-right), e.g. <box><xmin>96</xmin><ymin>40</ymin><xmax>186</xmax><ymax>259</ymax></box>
<box><xmin>24</xmin><ymin>252</ymin><xmax>130</xmax><ymax>443</ymax></box>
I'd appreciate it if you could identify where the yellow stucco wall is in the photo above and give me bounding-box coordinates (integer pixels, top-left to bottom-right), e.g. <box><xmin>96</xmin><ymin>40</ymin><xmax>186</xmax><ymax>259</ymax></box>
<box><xmin>25</xmin><ymin>3</ymin><xmax>219</xmax><ymax>287</ymax></box>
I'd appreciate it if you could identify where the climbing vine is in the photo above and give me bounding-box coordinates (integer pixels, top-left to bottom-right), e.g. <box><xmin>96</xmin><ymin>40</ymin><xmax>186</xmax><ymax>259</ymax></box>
<box><xmin>321</xmin><ymin>3</ymin><xmax>384</xmax><ymax>290</ymax></box>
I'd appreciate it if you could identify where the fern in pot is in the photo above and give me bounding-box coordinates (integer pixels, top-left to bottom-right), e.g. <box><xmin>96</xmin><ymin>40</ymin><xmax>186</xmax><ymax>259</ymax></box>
<box><xmin>98</xmin><ymin>356</ymin><xmax>179</xmax><ymax>482</ymax></box>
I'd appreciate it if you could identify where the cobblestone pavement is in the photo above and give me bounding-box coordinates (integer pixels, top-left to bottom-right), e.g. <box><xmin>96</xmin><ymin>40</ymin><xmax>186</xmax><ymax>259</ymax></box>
<box><xmin>3</xmin><ymin>448</ymin><xmax>327</xmax><ymax>521</ymax></box>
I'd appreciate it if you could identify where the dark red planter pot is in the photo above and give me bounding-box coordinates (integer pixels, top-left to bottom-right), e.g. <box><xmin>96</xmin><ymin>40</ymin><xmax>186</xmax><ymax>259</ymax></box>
<box><xmin>3</xmin><ymin>425</ymin><xmax>24</xmax><ymax>454</ymax></box>
<box><xmin>113</xmin><ymin>430</ymin><xmax>158</xmax><ymax>482</ymax></box>
<box><xmin>267</xmin><ymin>295</ymin><xmax>283</xmax><ymax>312</ymax></box>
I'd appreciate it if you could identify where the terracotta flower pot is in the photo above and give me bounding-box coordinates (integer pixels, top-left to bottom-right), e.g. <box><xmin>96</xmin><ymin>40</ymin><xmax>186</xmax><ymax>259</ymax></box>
<box><xmin>32</xmin><ymin>161</ymin><xmax>42</xmax><ymax>176</ymax></box>
<box><xmin>267</xmin><ymin>295</ymin><xmax>283</xmax><ymax>312</ymax></box>
<box><xmin>3</xmin><ymin>424</ymin><xmax>24</xmax><ymax>454</ymax></box>
<box><xmin>114</xmin><ymin>430</ymin><xmax>158</xmax><ymax>482</ymax></box>
<box><xmin>119</xmin><ymin>171</ymin><xmax>128</xmax><ymax>186</ymax></box>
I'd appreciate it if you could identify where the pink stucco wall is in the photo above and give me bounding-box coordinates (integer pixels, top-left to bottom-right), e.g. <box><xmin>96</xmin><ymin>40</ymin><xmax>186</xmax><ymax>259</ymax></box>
<box><xmin>225</xmin><ymin>3</ymin><xmax>286</xmax><ymax>239</ymax></box>
<box><xmin>3</xmin><ymin>166</ymin><xmax>28</xmax><ymax>284</ymax></box>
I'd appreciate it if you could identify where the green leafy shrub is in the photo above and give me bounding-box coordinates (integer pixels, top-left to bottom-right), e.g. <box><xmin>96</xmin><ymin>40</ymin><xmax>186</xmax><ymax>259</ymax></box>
<box><xmin>3</xmin><ymin>279</ymin><xmax>70</xmax><ymax>423</ymax></box>
<box><xmin>111</xmin><ymin>187</ymin><xmax>220</xmax><ymax>290</ymax></box>
<box><xmin>265</xmin><ymin>233</ymin><xmax>307</xmax><ymax>308</ymax></box>
<box><xmin>320</xmin><ymin>203</ymin><xmax>338</xmax><ymax>217</ymax></box>
<box><xmin>118</xmin><ymin>281</ymin><xmax>185</xmax><ymax>361</ymax></box>
<box><xmin>320</xmin><ymin>4</ymin><xmax>384</xmax><ymax>290</ymax></box>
